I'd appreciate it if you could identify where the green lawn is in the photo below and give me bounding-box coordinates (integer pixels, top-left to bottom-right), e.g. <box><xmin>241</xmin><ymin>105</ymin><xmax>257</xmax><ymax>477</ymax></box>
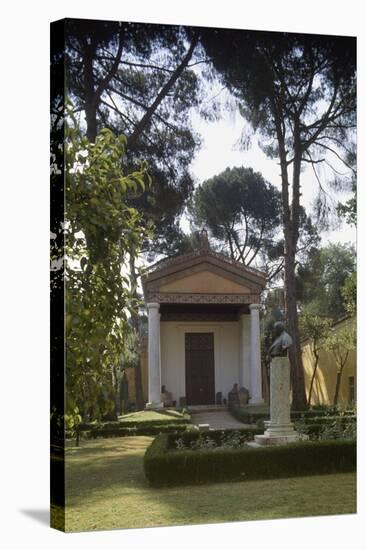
<box><xmin>117</xmin><ymin>409</ymin><xmax>188</xmax><ymax>423</ymax></box>
<box><xmin>64</xmin><ymin>436</ymin><xmax>356</xmax><ymax>532</ymax></box>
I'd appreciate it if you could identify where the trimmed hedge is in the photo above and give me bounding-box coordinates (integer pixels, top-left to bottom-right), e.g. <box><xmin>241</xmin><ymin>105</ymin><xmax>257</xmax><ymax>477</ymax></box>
<box><xmin>229</xmin><ymin>407</ymin><xmax>269</xmax><ymax>424</ymax></box>
<box><xmin>66</xmin><ymin>413</ymin><xmax>192</xmax><ymax>440</ymax></box>
<box><xmin>82</xmin><ymin>423</ymin><xmax>189</xmax><ymax>439</ymax></box>
<box><xmin>166</xmin><ymin>427</ymin><xmax>262</xmax><ymax>450</ymax></box>
<box><xmin>297</xmin><ymin>415</ymin><xmax>356</xmax><ymax>424</ymax></box>
<box><xmin>230</xmin><ymin>405</ymin><xmax>356</xmax><ymax>425</ymax></box>
<box><xmin>144</xmin><ymin>433</ymin><xmax>356</xmax><ymax>486</ymax></box>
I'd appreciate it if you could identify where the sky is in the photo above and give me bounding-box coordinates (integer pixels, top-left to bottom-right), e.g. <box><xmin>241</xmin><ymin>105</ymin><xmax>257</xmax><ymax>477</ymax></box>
<box><xmin>183</xmin><ymin>107</ymin><xmax>356</xmax><ymax>248</ymax></box>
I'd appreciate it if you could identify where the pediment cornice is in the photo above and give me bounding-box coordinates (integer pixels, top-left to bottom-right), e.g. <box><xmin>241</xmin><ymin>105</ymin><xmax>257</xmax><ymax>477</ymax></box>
<box><xmin>142</xmin><ymin>250</ymin><xmax>266</xmax><ymax>302</ymax></box>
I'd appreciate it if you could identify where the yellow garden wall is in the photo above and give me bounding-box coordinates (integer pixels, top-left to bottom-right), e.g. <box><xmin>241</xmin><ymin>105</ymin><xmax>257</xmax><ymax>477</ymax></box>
<box><xmin>302</xmin><ymin>319</ymin><xmax>356</xmax><ymax>407</ymax></box>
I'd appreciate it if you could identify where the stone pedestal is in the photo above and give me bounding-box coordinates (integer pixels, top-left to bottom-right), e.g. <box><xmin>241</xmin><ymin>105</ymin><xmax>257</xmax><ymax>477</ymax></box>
<box><xmin>254</xmin><ymin>356</ymin><xmax>304</xmax><ymax>446</ymax></box>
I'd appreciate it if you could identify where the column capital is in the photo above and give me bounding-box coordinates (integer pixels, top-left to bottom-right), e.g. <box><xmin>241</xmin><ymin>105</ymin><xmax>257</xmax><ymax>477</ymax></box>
<box><xmin>249</xmin><ymin>303</ymin><xmax>260</xmax><ymax>311</ymax></box>
<box><xmin>147</xmin><ymin>302</ymin><xmax>160</xmax><ymax>311</ymax></box>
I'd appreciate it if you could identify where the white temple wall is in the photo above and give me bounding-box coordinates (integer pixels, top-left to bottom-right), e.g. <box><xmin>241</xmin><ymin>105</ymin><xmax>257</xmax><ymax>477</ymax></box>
<box><xmin>160</xmin><ymin>321</ymin><xmax>247</xmax><ymax>404</ymax></box>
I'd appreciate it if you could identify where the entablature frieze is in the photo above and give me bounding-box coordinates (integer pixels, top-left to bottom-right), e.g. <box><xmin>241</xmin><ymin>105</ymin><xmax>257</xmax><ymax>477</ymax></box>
<box><xmin>146</xmin><ymin>292</ymin><xmax>260</xmax><ymax>305</ymax></box>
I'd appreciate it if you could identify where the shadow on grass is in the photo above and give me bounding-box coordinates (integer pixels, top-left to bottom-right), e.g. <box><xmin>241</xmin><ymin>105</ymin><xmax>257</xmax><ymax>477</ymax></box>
<box><xmin>66</xmin><ymin>436</ymin><xmax>152</xmax><ymax>503</ymax></box>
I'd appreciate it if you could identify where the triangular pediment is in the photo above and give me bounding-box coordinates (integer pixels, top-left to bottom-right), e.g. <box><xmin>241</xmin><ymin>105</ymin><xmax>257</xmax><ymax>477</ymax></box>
<box><xmin>159</xmin><ymin>269</ymin><xmax>252</xmax><ymax>294</ymax></box>
<box><xmin>143</xmin><ymin>251</ymin><xmax>266</xmax><ymax>301</ymax></box>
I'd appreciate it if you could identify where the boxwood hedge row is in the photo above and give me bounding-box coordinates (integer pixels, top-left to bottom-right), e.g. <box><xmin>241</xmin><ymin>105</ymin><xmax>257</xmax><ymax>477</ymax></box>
<box><xmin>230</xmin><ymin>405</ymin><xmax>356</xmax><ymax>425</ymax></box>
<box><xmin>144</xmin><ymin>433</ymin><xmax>356</xmax><ymax>486</ymax></box>
<box><xmin>82</xmin><ymin>423</ymin><xmax>189</xmax><ymax>439</ymax></box>
<box><xmin>66</xmin><ymin>414</ymin><xmax>192</xmax><ymax>440</ymax></box>
<box><xmin>297</xmin><ymin>415</ymin><xmax>356</xmax><ymax>425</ymax></box>
<box><xmin>166</xmin><ymin>427</ymin><xmax>262</xmax><ymax>449</ymax></box>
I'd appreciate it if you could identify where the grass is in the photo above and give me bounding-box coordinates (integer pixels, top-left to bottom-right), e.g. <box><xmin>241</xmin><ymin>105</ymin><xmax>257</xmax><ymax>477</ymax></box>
<box><xmin>117</xmin><ymin>409</ymin><xmax>188</xmax><ymax>423</ymax></box>
<box><xmin>64</xmin><ymin>436</ymin><xmax>356</xmax><ymax>532</ymax></box>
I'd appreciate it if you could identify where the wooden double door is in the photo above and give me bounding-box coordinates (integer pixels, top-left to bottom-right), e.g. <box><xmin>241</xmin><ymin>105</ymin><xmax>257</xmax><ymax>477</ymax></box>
<box><xmin>185</xmin><ymin>332</ymin><xmax>215</xmax><ymax>405</ymax></box>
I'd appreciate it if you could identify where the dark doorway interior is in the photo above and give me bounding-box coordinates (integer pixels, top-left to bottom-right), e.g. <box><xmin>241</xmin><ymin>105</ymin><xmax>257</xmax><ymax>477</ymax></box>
<box><xmin>185</xmin><ymin>332</ymin><xmax>215</xmax><ymax>405</ymax></box>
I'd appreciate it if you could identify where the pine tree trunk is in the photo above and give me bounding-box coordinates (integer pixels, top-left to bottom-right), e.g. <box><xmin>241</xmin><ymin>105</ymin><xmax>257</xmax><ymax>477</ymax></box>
<box><xmin>308</xmin><ymin>349</ymin><xmax>319</xmax><ymax>406</ymax></box>
<box><xmin>285</xmin><ymin>245</ymin><xmax>308</xmax><ymax>410</ymax></box>
<box><xmin>276</xmin><ymin>124</ymin><xmax>308</xmax><ymax>410</ymax></box>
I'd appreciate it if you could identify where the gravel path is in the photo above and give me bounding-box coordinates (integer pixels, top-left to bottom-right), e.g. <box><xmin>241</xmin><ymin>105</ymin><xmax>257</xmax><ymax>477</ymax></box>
<box><xmin>191</xmin><ymin>410</ymin><xmax>251</xmax><ymax>430</ymax></box>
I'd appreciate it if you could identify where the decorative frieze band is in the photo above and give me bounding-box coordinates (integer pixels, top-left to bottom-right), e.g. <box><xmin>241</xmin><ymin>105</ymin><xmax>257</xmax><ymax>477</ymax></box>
<box><xmin>147</xmin><ymin>292</ymin><xmax>260</xmax><ymax>304</ymax></box>
<box><xmin>161</xmin><ymin>311</ymin><xmax>239</xmax><ymax>322</ymax></box>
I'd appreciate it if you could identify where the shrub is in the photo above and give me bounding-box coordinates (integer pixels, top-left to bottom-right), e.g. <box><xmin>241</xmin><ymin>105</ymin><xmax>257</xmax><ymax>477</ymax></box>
<box><xmin>229</xmin><ymin>407</ymin><xmax>269</xmax><ymax>424</ymax></box>
<box><xmin>66</xmin><ymin>422</ymin><xmax>190</xmax><ymax>440</ymax></box>
<box><xmin>87</xmin><ymin>423</ymin><xmax>189</xmax><ymax>439</ymax></box>
<box><xmin>167</xmin><ymin>428</ymin><xmax>262</xmax><ymax>451</ymax></box>
<box><xmin>294</xmin><ymin>415</ymin><xmax>356</xmax><ymax>441</ymax></box>
<box><xmin>144</xmin><ymin>434</ymin><xmax>356</xmax><ymax>487</ymax></box>
<box><xmin>230</xmin><ymin>405</ymin><xmax>356</xmax><ymax>425</ymax></box>
<box><xmin>66</xmin><ymin>412</ymin><xmax>192</xmax><ymax>441</ymax></box>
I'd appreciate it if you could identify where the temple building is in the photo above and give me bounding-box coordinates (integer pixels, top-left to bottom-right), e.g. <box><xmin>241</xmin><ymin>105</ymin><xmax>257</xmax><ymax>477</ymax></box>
<box><xmin>141</xmin><ymin>236</ymin><xmax>267</xmax><ymax>409</ymax></box>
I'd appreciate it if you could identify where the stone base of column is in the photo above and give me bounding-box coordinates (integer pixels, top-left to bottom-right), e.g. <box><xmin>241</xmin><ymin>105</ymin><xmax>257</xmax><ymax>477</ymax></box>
<box><xmin>145</xmin><ymin>401</ymin><xmax>164</xmax><ymax>410</ymax></box>
<box><xmin>252</xmin><ymin>421</ymin><xmax>307</xmax><ymax>446</ymax></box>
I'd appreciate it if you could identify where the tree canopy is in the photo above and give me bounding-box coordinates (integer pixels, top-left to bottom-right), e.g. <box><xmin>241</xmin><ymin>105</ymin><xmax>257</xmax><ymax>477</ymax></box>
<box><xmin>63</xmin><ymin>19</ymin><xmax>210</xmax><ymax>257</ymax></box>
<box><xmin>62</xmin><ymin>117</ymin><xmax>150</xmax><ymax>425</ymax></box>
<box><xmin>199</xmin><ymin>28</ymin><xmax>356</xmax><ymax>409</ymax></box>
<box><xmin>188</xmin><ymin>166</ymin><xmax>282</xmax><ymax>269</ymax></box>
<box><xmin>297</xmin><ymin>242</ymin><xmax>356</xmax><ymax>319</ymax></box>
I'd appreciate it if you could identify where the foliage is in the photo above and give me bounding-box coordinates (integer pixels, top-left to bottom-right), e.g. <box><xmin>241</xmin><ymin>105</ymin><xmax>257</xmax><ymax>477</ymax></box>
<box><xmin>200</xmin><ymin>30</ymin><xmax>356</xmax><ymax>410</ymax></box>
<box><xmin>229</xmin><ymin>406</ymin><xmax>269</xmax><ymax>425</ymax></box>
<box><xmin>229</xmin><ymin>404</ymin><xmax>349</xmax><ymax>425</ymax></box>
<box><xmin>61</xmin><ymin>21</ymin><xmax>212</xmax><ymax>409</ymax></box>
<box><xmin>325</xmin><ymin>320</ymin><xmax>356</xmax><ymax>405</ymax></box>
<box><xmin>294</xmin><ymin>412</ymin><xmax>356</xmax><ymax>441</ymax></box>
<box><xmin>336</xmin><ymin>146</ymin><xmax>357</xmax><ymax>226</ymax></box>
<box><xmin>118</xmin><ymin>329</ymin><xmax>142</xmax><ymax>370</ymax></box>
<box><xmin>79</xmin><ymin>424</ymin><xmax>189</xmax><ymax>440</ymax></box>
<box><xmin>300</xmin><ymin>310</ymin><xmax>331</xmax><ymax>342</ymax></box>
<box><xmin>67</xmin><ymin>409</ymin><xmax>192</xmax><ymax>440</ymax></box>
<box><xmin>325</xmin><ymin>321</ymin><xmax>356</xmax><ymax>364</ymax></box>
<box><xmin>188</xmin><ymin>166</ymin><xmax>282</xmax><ymax>270</ymax></box>
<box><xmin>170</xmin><ymin>428</ymin><xmax>262</xmax><ymax>451</ymax></box>
<box><xmin>337</xmin><ymin>182</ymin><xmax>357</xmax><ymax>226</ymax></box>
<box><xmin>63</xmin><ymin>115</ymin><xmax>151</xmax><ymax>428</ymax></box>
<box><xmin>144</xmin><ymin>433</ymin><xmax>356</xmax><ymax>486</ymax></box>
<box><xmin>319</xmin><ymin>417</ymin><xmax>356</xmax><ymax>441</ymax></box>
<box><xmin>299</xmin><ymin>311</ymin><xmax>332</xmax><ymax>405</ymax></box>
<box><xmin>297</xmin><ymin>243</ymin><xmax>356</xmax><ymax>318</ymax></box>
<box><xmin>342</xmin><ymin>271</ymin><xmax>356</xmax><ymax>316</ymax></box>
<box><xmin>63</xmin><ymin>20</ymin><xmax>207</xmax><ymax>258</ymax></box>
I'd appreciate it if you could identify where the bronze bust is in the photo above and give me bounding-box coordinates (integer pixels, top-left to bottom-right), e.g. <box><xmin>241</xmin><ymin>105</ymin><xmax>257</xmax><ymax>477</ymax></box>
<box><xmin>268</xmin><ymin>321</ymin><xmax>293</xmax><ymax>358</ymax></box>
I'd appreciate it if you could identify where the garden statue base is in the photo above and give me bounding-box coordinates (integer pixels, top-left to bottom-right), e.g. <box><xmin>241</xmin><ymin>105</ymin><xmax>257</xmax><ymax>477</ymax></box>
<box><xmin>254</xmin><ymin>355</ymin><xmax>305</xmax><ymax>446</ymax></box>
<box><xmin>254</xmin><ymin>426</ymin><xmax>302</xmax><ymax>446</ymax></box>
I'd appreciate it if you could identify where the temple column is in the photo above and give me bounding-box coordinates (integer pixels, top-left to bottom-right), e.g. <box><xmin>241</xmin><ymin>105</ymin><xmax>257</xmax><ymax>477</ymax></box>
<box><xmin>239</xmin><ymin>313</ymin><xmax>251</xmax><ymax>389</ymax></box>
<box><xmin>249</xmin><ymin>303</ymin><xmax>264</xmax><ymax>404</ymax></box>
<box><xmin>146</xmin><ymin>302</ymin><xmax>163</xmax><ymax>409</ymax></box>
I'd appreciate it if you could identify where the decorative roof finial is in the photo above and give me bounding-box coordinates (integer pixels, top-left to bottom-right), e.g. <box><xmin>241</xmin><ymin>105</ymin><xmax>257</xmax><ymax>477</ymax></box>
<box><xmin>200</xmin><ymin>228</ymin><xmax>210</xmax><ymax>254</ymax></box>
